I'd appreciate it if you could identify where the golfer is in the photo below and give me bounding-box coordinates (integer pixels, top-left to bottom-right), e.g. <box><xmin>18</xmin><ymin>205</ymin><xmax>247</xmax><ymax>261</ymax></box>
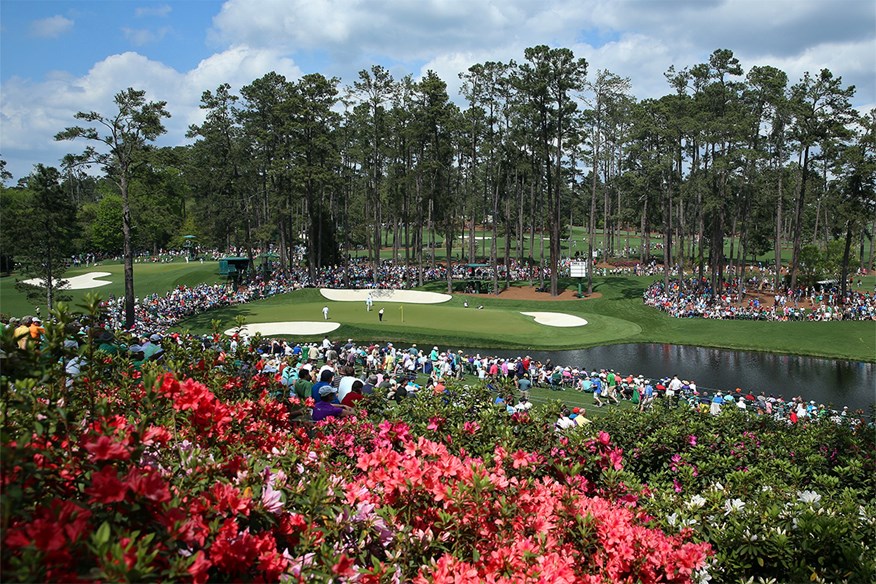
<box><xmin>322</xmin><ymin>306</ymin><xmax>329</xmax><ymax>320</ymax></box>
<box><xmin>378</xmin><ymin>308</ymin><xmax>384</xmax><ymax>322</ymax></box>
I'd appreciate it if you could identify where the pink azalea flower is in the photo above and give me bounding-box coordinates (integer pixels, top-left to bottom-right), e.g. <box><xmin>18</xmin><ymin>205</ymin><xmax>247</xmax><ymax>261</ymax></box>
<box><xmin>261</xmin><ymin>483</ymin><xmax>283</xmax><ymax>514</ymax></box>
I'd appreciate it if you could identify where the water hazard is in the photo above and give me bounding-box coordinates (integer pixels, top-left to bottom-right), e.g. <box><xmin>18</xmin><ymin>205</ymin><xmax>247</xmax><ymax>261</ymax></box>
<box><xmin>465</xmin><ymin>343</ymin><xmax>876</xmax><ymax>413</ymax></box>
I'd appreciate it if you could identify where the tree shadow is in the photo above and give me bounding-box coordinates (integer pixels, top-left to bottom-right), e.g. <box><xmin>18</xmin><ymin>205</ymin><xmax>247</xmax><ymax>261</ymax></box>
<box><xmin>177</xmin><ymin>304</ymin><xmax>258</xmax><ymax>331</ymax></box>
<box><xmin>597</xmin><ymin>277</ymin><xmax>647</xmax><ymax>300</ymax></box>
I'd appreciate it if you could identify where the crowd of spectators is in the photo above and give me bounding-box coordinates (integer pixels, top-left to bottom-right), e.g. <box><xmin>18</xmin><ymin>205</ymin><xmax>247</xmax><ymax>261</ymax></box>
<box><xmin>9</xmin><ymin>252</ymin><xmax>870</xmax><ymax>427</ymax></box>
<box><xmin>96</xmin><ymin>256</ymin><xmax>573</xmax><ymax>335</ymax></box>
<box><xmin>5</xmin><ymin>311</ymin><xmax>867</xmax><ymax>428</ymax></box>
<box><xmin>644</xmin><ymin>277</ymin><xmax>875</xmax><ymax>321</ymax></box>
<box><xmin>197</xmin><ymin>335</ymin><xmax>869</xmax><ymax>428</ymax></box>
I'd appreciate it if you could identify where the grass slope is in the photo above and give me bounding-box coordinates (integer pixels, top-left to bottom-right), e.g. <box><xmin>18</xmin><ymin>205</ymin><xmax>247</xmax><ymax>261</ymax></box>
<box><xmin>179</xmin><ymin>277</ymin><xmax>876</xmax><ymax>362</ymax></box>
<box><xmin>3</xmin><ymin>259</ymin><xmax>872</xmax><ymax>362</ymax></box>
<box><xmin>0</xmin><ymin>261</ymin><xmax>223</xmax><ymax>316</ymax></box>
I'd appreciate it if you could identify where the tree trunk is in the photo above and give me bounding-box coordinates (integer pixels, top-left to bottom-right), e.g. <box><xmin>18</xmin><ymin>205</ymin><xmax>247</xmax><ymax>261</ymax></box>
<box><xmin>728</xmin><ymin>214</ymin><xmax>737</xmax><ymax>278</ymax></box>
<box><xmin>587</xmin><ymin>168</ymin><xmax>597</xmax><ymax>295</ymax></box>
<box><xmin>677</xmin><ymin>194</ymin><xmax>685</xmax><ymax>277</ymax></box>
<box><xmin>868</xmin><ymin>216</ymin><xmax>876</xmax><ymax>272</ymax></box>
<box><xmin>775</xmin><ymin>169</ymin><xmax>784</xmax><ymax>289</ymax></box>
<box><xmin>517</xmin><ymin>180</ymin><xmax>524</xmax><ymax>262</ymax></box>
<box><xmin>445</xmin><ymin>217</ymin><xmax>454</xmax><ymax>294</ymax></box>
<box><xmin>696</xmin><ymin>196</ymin><xmax>705</xmax><ymax>282</ymax></box>
<box><xmin>120</xmin><ymin>172</ymin><xmax>136</xmax><ymax>329</ymax></box>
<box><xmin>602</xmin><ymin>185</ymin><xmax>610</xmax><ymax>262</ymax></box>
<box><xmin>663</xmin><ymin>172</ymin><xmax>672</xmax><ymax>290</ymax></box>
<box><xmin>45</xmin><ymin>245</ymin><xmax>55</xmax><ymax>311</ymax></box>
<box><xmin>428</xmin><ymin>198</ymin><xmax>434</xmax><ymax>269</ymax></box>
<box><xmin>789</xmin><ymin>146</ymin><xmax>810</xmax><ymax>290</ymax></box>
<box><xmin>840</xmin><ymin>220</ymin><xmax>853</xmax><ymax>305</ymax></box>
<box><xmin>505</xmin><ymin>186</ymin><xmax>513</xmax><ymax>290</ymax></box>
<box><xmin>639</xmin><ymin>201</ymin><xmax>647</xmax><ymax>264</ymax></box>
<box><xmin>491</xmin><ymin>182</ymin><xmax>499</xmax><ymax>295</ymax></box>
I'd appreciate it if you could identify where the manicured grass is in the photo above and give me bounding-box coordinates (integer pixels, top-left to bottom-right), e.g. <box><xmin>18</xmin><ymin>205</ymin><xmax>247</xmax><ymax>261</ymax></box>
<box><xmin>177</xmin><ymin>276</ymin><xmax>876</xmax><ymax>362</ymax></box>
<box><xmin>178</xmin><ymin>288</ymin><xmax>641</xmax><ymax>350</ymax></box>
<box><xmin>0</xmin><ymin>260</ymin><xmax>224</xmax><ymax>317</ymax></box>
<box><xmin>4</xmin><ymin>259</ymin><xmax>872</xmax><ymax>362</ymax></box>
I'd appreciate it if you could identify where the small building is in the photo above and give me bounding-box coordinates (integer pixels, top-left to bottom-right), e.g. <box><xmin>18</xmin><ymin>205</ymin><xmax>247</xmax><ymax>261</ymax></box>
<box><xmin>218</xmin><ymin>257</ymin><xmax>251</xmax><ymax>282</ymax></box>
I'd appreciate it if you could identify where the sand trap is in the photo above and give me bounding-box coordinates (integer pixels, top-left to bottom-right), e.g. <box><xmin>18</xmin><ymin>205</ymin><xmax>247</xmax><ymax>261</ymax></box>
<box><xmin>22</xmin><ymin>271</ymin><xmax>113</xmax><ymax>290</ymax></box>
<box><xmin>520</xmin><ymin>311</ymin><xmax>589</xmax><ymax>327</ymax></box>
<box><xmin>320</xmin><ymin>289</ymin><xmax>452</xmax><ymax>304</ymax></box>
<box><xmin>224</xmin><ymin>322</ymin><xmax>341</xmax><ymax>336</ymax></box>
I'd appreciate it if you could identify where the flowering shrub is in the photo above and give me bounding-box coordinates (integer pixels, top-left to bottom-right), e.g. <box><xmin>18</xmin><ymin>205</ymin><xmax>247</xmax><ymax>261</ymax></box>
<box><xmin>1</xmin><ymin>327</ymin><xmax>712</xmax><ymax>582</ymax></box>
<box><xmin>596</xmin><ymin>403</ymin><xmax>876</xmax><ymax>582</ymax></box>
<box><xmin>3</xmin><ymin>318</ymin><xmax>870</xmax><ymax>582</ymax></box>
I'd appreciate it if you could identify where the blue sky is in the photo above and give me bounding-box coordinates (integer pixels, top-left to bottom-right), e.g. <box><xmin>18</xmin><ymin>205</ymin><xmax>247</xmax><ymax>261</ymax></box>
<box><xmin>1</xmin><ymin>0</ymin><xmax>874</xmax><ymax>181</ymax></box>
<box><xmin>1</xmin><ymin>2</ymin><xmax>214</xmax><ymax>80</ymax></box>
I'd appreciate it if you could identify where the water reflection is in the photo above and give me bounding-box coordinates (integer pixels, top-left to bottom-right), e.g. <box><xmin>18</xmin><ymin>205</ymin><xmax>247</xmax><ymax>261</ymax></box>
<box><xmin>463</xmin><ymin>343</ymin><xmax>875</xmax><ymax>413</ymax></box>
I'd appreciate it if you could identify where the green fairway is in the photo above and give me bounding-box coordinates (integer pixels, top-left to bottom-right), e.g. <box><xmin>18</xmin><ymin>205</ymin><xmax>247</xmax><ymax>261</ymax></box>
<box><xmin>0</xmin><ymin>260</ymin><xmax>224</xmax><ymax>316</ymax></box>
<box><xmin>177</xmin><ymin>288</ymin><xmax>642</xmax><ymax>349</ymax></box>
<box><xmin>176</xmin><ymin>277</ymin><xmax>876</xmax><ymax>362</ymax></box>
<box><xmin>4</xmin><ymin>259</ymin><xmax>873</xmax><ymax>362</ymax></box>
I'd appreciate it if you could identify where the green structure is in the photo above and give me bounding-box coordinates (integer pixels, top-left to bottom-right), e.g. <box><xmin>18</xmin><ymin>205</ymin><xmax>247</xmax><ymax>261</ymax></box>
<box><xmin>218</xmin><ymin>257</ymin><xmax>251</xmax><ymax>284</ymax></box>
<box><xmin>183</xmin><ymin>235</ymin><xmax>197</xmax><ymax>260</ymax></box>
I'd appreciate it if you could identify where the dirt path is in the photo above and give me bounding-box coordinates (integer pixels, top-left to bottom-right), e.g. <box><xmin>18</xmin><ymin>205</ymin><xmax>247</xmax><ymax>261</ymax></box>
<box><xmin>460</xmin><ymin>286</ymin><xmax>602</xmax><ymax>302</ymax></box>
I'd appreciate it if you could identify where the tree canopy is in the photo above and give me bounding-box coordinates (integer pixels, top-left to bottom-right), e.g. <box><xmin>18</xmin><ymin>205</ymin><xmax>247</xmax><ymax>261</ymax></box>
<box><xmin>0</xmin><ymin>46</ymin><xmax>871</xmax><ymax>301</ymax></box>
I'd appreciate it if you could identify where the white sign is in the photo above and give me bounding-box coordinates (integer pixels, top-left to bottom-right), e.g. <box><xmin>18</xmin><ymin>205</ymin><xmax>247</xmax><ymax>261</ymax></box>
<box><xmin>570</xmin><ymin>261</ymin><xmax>588</xmax><ymax>278</ymax></box>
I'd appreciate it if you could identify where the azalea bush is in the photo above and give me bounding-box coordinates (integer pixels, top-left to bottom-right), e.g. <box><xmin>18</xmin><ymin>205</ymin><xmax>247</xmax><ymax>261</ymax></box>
<box><xmin>597</xmin><ymin>403</ymin><xmax>876</xmax><ymax>583</ymax></box>
<box><xmin>1</xmin><ymin>328</ymin><xmax>711</xmax><ymax>583</ymax></box>
<box><xmin>1</xmin><ymin>319</ymin><xmax>871</xmax><ymax>582</ymax></box>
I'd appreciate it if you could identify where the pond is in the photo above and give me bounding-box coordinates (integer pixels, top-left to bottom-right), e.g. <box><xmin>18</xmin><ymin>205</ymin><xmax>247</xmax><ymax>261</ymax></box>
<box><xmin>465</xmin><ymin>343</ymin><xmax>876</xmax><ymax>413</ymax></box>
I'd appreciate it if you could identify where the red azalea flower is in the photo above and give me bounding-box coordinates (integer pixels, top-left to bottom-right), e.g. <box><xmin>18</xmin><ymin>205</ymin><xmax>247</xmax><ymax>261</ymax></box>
<box><xmin>85</xmin><ymin>465</ymin><xmax>128</xmax><ymax>504</ymax></box>
<box><xmin>158</xmin><ymin>373</ymin><xmax>181</xmax><ymax>398</ymax></box>
<box><xmin>208</xmin><ymin>482</ymin><xmax>251</xmax><ymax>515</ymax></box>
<box><xmin>125</xmin><ymin>467</ymin><xmax>171</xmax><ymax>503</ymax></box>
<box><xmin>511</xmin><ymin>450</ymin><xmax>530</xmax><ymax>469</ymax></box>
<box><xmin>332</xmin><ymin>553</ymin><xmax>357</xmax><ymax>578</ymax></box>
<box><xmin>142</xmin><ymin>425</ymin><xmax>172</xmax><ymax>445</ymax></box>
<box><xmin>5</xmin><ymin>499</ymin><xmax>92</xmax><ymax>565</ymax></box>
<box><xmin>187</xmin><ymin>550</ymin><xmax>212</xmax><ymax>584</ymax></box>
<box><xmin>83</xmin><ymin>435</ymin><xmax>131</xmax><ymax>462</ymax></box>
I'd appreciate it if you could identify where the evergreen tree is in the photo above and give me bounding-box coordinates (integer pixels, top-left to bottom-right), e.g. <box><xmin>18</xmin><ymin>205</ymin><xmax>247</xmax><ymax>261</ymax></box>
<box><xmin>11</xmin><ymin>165</ymin><xmax>77</xmax><ymax>310</ymax></box>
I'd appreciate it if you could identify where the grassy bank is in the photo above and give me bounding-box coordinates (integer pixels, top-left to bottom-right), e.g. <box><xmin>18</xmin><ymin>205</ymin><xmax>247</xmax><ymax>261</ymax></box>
<box><xmin>2</xmin><ymin>261</ymin><xmax>872</xmax><ymax>362</ymax></box>
<box><xmin>178</xmin><ymin>276</ymin><xmax>876</xmax><ymax>362</ymax></box>
<box><xmin>0</xmin><ymin>260</ymin><xmax>224</xmax><ymax>317</ymax></box>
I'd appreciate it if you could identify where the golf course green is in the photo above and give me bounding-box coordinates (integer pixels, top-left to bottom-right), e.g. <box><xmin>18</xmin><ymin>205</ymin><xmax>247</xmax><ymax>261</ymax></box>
<box><xmin>2</xmin><ymin>260</ymin><xmax>873</xmax><ymax>362</ymax></box>
<box><xmin>178</xmin><ymin>277</ymin><xmax>875</xmax><ymax>363</ymax></box>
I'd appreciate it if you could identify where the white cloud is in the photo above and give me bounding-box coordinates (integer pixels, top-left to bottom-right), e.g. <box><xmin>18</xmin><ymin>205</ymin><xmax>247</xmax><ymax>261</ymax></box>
<box><xmin>0</xmin><ymin>46</ymin><xmax>304</xmax><ymax>178</ymax></box>
<box><xmin>122</xmin><ymin>26</ymin><xmax>171</xmax><ymax>46</ymax></box>
<box><xmin>2</xmin><ymin>0</ymin><xmax>874</xmax><ymax>181</ymax></box>
<box><xmin>209</xmin><ymin>0</ymin><xmax>572</xmax><ymax>60</ymax></box>
<box><xmin>207</xmin><ymin>0</ymin><xmax>873</xmax><ymax>103</ymax></box>
<box><xmin>135</xmin><ymin>4</ymin><xmax>172</xmax><ymax>18</ymax></box>
<box><xmin>29</xmin><ymin>15</ymin><xmax>74</xmax><ymax>39</ymax></box>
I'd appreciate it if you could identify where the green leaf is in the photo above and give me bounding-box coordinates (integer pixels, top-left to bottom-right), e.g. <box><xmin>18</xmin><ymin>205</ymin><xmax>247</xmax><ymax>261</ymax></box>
<box><xmin>94</xmin><ymin>521</ymin><xmax>111</xmax><ymax>546</ymax></box>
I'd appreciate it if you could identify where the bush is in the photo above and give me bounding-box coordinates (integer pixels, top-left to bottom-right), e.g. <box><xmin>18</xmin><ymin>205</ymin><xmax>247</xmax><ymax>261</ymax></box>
<box><xmin>2</xmin><ymin>314</ymin><xmax>872</xmax><ymax>582</ymax></box>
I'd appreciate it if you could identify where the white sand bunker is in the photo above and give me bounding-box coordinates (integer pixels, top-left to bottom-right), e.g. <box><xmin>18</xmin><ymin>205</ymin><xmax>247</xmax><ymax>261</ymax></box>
<box><xmin>320</xmin><ymin>289</ymin><xmax>451</xmax><ymax>304</ymax></box>
<box><xmin>520</xmin><ymin>311</ymin><xmax>589</xmax><ymax>327</ymax></box>
<box><xmin>224</xmin><ymin>322</ymin><xmax>341</xmax><ymax>337</ymax></box>
<box><xmin>22</xmin><ymin>271</ymin><xmax>113</xmax><ymax>290</ymax></box>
